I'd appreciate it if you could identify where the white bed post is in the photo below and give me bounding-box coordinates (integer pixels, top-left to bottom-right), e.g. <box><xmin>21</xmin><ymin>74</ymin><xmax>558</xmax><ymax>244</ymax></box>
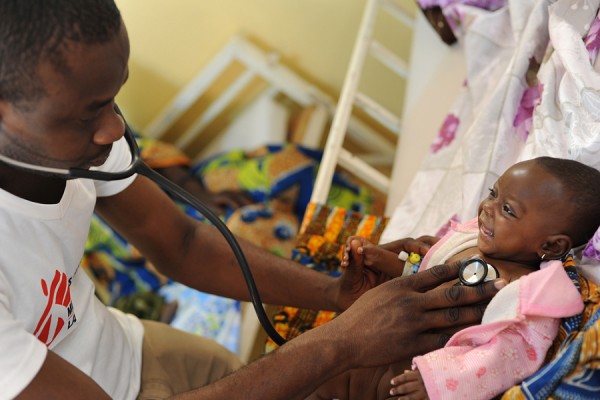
<box><xmin>311</xmin><ymin>0</ymin><xmax>381</xmax><ymax>204</ymax></box>
<box><xmin>310</xmin><ymin>0</ymin><xmax>413</xmax><ymax>203</ymax></box>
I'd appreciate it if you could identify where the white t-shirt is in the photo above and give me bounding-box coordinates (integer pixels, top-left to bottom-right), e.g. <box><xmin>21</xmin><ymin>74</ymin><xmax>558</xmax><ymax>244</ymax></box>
<box><xmin>0</xmin><ymin>138</ymin><xmax>143</xmax><ymax>399</ymax></box>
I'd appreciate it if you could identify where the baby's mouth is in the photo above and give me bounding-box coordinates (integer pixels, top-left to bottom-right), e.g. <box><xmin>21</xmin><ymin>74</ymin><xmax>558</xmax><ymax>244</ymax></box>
<box><xmin>480</xmin><ymin>223</ymin><xmax>494</xmax><ymax>238</ymax></box>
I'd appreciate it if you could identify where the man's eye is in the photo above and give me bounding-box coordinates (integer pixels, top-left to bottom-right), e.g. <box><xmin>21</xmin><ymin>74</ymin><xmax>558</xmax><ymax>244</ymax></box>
<box><xmin>80</xmin><ymin>108</ymin><xmax>105</xmax><ymax>123</ymax></box>
<box><xmin>80</xmin><ymin>115</ymin><xmax>98</xmax><ymax>123</ymax></box>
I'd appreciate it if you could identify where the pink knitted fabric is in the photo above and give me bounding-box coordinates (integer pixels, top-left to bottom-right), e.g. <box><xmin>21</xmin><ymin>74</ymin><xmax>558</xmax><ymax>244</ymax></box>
<box><xmin>413</xmin><ymin>262</ymin><xmax>583</xmax><ymax>400</ymax></box>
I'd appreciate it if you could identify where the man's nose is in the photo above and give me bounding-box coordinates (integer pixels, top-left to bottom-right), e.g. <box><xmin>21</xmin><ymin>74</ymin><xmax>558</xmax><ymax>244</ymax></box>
<box><xmin>93</xmin><ymin>109</ymin><xmax>125</xmax><ymax>145</ymax></box>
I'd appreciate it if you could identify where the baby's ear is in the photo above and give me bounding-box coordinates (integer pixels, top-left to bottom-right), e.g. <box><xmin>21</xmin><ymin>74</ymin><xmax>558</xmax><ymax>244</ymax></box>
<box><xmin>540</xmin><ymin>234</ymin><xmax>572</xmax><ymax>260</ymax></box>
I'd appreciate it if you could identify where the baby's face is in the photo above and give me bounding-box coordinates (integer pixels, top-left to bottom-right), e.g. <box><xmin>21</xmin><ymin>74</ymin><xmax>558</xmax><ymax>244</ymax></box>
<box><xmin>476</xmin><ymin>160</ymin><xmax>570</xmax><ymax>264</ymax></box>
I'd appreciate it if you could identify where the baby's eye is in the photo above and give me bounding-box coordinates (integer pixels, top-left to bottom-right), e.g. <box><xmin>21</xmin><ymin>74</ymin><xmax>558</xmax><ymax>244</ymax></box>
<box><xmin>503</xmin><ymin>203</ymin><xmax>515</xmax><ymax>216</ymax></box>
<box><xmin>488</xmin><ymin>187</ymin><xmax>497</xmax><ymax>198</ymax></box>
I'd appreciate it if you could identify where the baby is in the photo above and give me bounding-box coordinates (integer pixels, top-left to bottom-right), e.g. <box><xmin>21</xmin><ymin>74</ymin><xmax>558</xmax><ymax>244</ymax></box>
<box><xmin>307</xmin><ymin>156</ymin><xmax>600</xmax><ymax>400</ymax></box>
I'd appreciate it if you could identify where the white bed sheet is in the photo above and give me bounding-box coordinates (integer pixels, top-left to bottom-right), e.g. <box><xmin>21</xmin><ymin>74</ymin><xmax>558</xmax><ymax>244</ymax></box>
<box><xmin>382</xmin><ymin>0</ymin><xmax>600</xmax><ymax>279</ymax></box>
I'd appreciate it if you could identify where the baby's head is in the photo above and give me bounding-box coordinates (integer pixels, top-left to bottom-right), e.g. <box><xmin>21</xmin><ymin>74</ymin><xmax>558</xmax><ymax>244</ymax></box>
<box><xmin>477</xmin><ymin>157</ymin><xmax>600</xmax><ymax>265</ymax></box>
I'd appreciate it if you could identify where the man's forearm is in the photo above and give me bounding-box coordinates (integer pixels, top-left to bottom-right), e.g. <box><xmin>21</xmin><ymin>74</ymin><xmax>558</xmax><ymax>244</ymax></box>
<box><xmin>172</xmin><ymin>323</ymin><xmax>349</xmax><ymax>399</ymax></box>
<box><xmin>170</xmin><ymin>223</ymin><xmax>339</xmax><ymax>311</ymax></box>
<box><xmin>235</xmin><ymin>236</ymin><xmax>340</xmax><ymax>310</ymax></box>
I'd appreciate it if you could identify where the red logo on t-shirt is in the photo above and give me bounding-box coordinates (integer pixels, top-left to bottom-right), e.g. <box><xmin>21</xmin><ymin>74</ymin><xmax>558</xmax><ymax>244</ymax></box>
<box><xmin>33</xmin><ymin>270</ymin><xmax>77</xmax><ymax>346</ymax></box>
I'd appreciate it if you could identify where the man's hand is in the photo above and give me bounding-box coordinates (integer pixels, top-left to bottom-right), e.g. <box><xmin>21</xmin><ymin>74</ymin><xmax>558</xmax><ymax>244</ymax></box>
<box><xmin>334</xmin><ymin>236</ymin><xmax>440</xmax><ymax>311</ymax></box>
<box><xmin>327</xmin><ymin>261</ymin><xmax>506</xmax><ymax>369</ymax></box>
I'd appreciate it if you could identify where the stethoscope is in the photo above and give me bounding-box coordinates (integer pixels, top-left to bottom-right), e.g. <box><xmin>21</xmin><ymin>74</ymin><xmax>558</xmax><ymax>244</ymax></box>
<box><xmin>0</xmin><ymin>106</ymin><xmax>287</xmax><ymax>346</ymax></box>
<box><xmin>457</xmin><ymin>258</ymin><xmax>499</xmax><ymax>286</ymax></box>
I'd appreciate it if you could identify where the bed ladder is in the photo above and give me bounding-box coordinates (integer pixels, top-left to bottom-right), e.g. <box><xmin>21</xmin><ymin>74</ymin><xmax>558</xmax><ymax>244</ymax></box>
<box><xmin>310</xmin><ymin>0</ymin><xmax>414</xmax><ymax>204</ymax></box>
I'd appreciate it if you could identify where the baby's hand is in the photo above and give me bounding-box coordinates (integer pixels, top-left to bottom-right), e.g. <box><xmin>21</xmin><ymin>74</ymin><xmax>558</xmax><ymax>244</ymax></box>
<box><xmin>341</xmin><ymin>236</ymin><xmax>404</xmax><ymax>278</ymax></box>
<box><xmin>389</xmin><ymin>369</ymin><xmax>428</xmax><ymax>399</ymax></box>
<box><xmin>341</xmin><ymin>236</ymin><xmax>372</xmax><ymax>267</ymax></box>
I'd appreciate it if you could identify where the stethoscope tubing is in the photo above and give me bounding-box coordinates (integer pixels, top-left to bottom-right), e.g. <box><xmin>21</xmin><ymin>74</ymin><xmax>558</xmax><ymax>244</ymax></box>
<box><xmin>135</xmin><ymin>161</ymin><xmax>287</xmax><ymax>346</ymax></box>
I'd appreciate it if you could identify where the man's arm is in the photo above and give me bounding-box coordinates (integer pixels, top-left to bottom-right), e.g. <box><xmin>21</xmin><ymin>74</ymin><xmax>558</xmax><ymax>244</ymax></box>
<box><xmin>95</xmin><ymin>175</ymin><xmax>341</xmax><ymax>310</ymax></box>
<box><xmin>16</xmin><ymin>351</ymin><xmax>111</xmax><ymax>399</ymax></box>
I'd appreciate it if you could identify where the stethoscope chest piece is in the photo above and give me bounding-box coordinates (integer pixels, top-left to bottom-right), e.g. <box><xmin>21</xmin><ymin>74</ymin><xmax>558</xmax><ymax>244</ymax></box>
<box><xmin>458</xmin><ymin>258</ymin><xmax>499</xmax><ymax>286</ymax></box>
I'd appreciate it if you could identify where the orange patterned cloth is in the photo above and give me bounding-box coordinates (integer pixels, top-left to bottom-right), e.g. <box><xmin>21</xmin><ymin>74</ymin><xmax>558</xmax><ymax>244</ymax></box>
<box><xmin>137</xmin><ymin>136</ymin><xmax>191</xmax><ymax>169</ymax></box>
<box><xmin>265</xmin><ymin>202</ymin><xmax>388</xmax><ymax>352</ymax></box>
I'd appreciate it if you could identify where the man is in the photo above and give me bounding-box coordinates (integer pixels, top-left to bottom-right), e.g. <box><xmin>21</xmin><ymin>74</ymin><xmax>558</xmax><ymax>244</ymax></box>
<box><xmin>0</xmin><ymin>1</ymin><xmax>502</xmax><ymax>399</ymax></box>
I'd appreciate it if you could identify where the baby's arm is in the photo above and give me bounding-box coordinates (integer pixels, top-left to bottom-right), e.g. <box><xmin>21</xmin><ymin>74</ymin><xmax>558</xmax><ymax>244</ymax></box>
<box><xmin>379</xmin><ymin>235</ymin><xmax>439</xmax><ymax>256</ymax></box>
<box><xmin>390</xmin><ymin>369</ymin><xmax>428</xmax><ymax>399</ymax></box>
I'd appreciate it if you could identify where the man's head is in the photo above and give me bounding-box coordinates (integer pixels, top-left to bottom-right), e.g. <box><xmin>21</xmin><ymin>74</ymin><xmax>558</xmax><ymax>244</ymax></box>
<box><xmin>0</xmin><ymin>0</ymin><xmax>122</xmax><ymax>105</ymax></box>
<box><xmin>477</xmin><ymin>157</ymin><xmax>600</xmax><ymax>264</ymax></box>
<box><xmin>0</xmin><ymin>0</ymin><xmax>129</xmax><ymax>171</ymax></box>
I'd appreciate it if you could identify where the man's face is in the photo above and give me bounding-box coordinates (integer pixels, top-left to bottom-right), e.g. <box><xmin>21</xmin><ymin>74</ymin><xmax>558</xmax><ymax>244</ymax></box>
<box><xmin>0</xmin><ymin>23</ymin><xmax>130</xmax><ymax>170</ymax></box>
<box><xmin>477</xmin><ymin>160</ymin><xmax>570</xmax><ymax>263</ymax></box>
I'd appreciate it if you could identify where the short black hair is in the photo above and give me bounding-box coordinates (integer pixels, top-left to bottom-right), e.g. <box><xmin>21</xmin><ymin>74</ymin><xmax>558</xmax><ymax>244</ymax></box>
<box><xmin>534</xmin><ymin>156</ymin><xmax>600</xmax><ymax>246</ymax></box>
<box><xmin>0</xmin><ymin>0</ymin><xmax>121</xmax><ymax>104</ymax></box>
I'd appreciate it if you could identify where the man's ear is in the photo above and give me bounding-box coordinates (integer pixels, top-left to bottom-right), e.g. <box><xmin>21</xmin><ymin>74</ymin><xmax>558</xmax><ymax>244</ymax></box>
<box><xmin>0</xmin><ymin>99</ymin><xmax>22</xmax><ymax>128</ymax></box>
<box><xmin>540</xmin><ymin>234</ymin><xmax>572</xmax><ymax>260</ymax></box>
<box><xmin>0</xmin><ymin>99</ymin><xmax>7</xmax><ymax>119</ymax></box>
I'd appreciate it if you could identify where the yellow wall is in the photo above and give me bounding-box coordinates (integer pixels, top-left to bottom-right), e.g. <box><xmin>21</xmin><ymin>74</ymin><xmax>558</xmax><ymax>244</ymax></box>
<box><xmin>115</xmin><ymin>0</ymin><xmax>416</xmax><ymax>132</ymax></box>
